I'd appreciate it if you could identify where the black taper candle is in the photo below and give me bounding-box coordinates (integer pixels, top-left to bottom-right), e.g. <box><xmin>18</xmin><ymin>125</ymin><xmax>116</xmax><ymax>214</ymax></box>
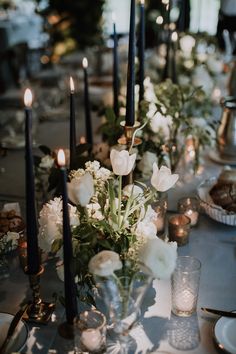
<box><xmin>162</xmin><ymin>1</ymin><xmax>172</xmax><ymax>81</ymax></box>
<box><xmin>82</xmin><ymin>58</ymin><xmax>93</xmax><ymax>146</ymax></box>
<box><xmin>58</xmin><ymin>149</ymin><xmax>78</xmax><ymax>324</ymax></box>
<box><xmin>113</xmin><ymin>15</ymin><xmax>119</xmax><ymax>118</ymax></box>
<box><xmin>138</xmin><ymin>0</ymin><xmax>145</xmax><ymax>104</ymax></box>
<box><xmin>125</xmin><ymin>0</ymin><xmax>136</xmax><ymax>127</ymax></box>
<box><xmin>69</xmin><ymin>77</ymin><xmax>76</xmax><ymax>170</ymax></box>
<box><xmin>24</xmin><ymin>89</ymin><xmax>40</xmax><ymax>275</ymax></box>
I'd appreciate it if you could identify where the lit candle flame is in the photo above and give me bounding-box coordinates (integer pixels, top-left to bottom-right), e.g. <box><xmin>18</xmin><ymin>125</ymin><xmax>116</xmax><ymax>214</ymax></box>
<box><xmin>57</xmin><ymin>149</ymin><xmax>66</xmax><ymax>167</ymax></box>
<box><xmin>171</xmin><ymin>31</ymin><xmax>178</xmax><ymax>42</ymax></box>
<box><xmin>82</xmin><ymin>57</ymin><xmax>88</xmax><ymax>69</ymax></box>
<box><xmin>70</xmin><ymin>76</ymin><xmax>75</xmax><ymax>93</ymax></box>
<box><xmin>112</xmin><ymin>12</ymin><xmax>116</xmax><ymax>23</ymax></box>
<box><xmin>24</xmin><ymin>88</ymin><xmax>33</xmax><ymax>107</ymax></box>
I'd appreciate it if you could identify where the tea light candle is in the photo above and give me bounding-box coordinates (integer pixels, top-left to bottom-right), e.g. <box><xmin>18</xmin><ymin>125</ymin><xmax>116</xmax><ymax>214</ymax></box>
<box><xmin>81</xmin><ymin>328</ymin><xmax>102</xmax><ymax>352</ymax></box>
<box><xmin>168</xmin><ymin>214</ymin><xmax>191</xmax><ymax>246</ymax></box>
<box><xmin>174</xmin><ymin>289</ymin><xmax>195</xmax><ymax>312</ymax></box>
<box><xmin>178</xmin><ymin>197</ymin><xmax>200</xmax><ymax>227</ymax></box>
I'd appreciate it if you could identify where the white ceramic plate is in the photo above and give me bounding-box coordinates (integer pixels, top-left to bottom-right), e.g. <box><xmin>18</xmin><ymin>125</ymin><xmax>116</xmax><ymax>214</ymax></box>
<box><xmin>214</xmin><ymin>315</ymin><xmax>236</xmax><ymax>354</ymax></box>
<box><xmin>0</xmin><ymin>312</ymin><xmax>28</xmax><ymax>353</ymax></box>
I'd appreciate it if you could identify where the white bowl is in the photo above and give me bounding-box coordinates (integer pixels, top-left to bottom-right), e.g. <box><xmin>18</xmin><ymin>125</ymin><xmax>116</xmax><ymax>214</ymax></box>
<box><xmin>197</xmin><ymin>177</ymin><xmax>236</xmax><ymax>226</ymax></box>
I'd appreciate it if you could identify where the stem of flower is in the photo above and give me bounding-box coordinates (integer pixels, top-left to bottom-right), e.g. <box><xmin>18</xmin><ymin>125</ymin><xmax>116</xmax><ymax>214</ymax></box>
<box><xmin>118</xmin><ymin>175</ymin><xmax>122</xmax><ymax>228</ymax></box>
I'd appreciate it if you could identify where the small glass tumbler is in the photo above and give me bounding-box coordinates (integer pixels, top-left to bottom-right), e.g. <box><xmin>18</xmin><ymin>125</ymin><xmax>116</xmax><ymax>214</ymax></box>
<box><xmin>171</xmin><ymin>256</ymin><xmax>201</xmax><ymax>317</ymax></box>
<box><xmin>74</xmin><ymin>310</ymin><xmax>106</xmax><ymax>353</ymax></box>
<box><xmin>168</xmin><ymin>214</ymin><xmax>191</xmax><ymax>246</ymax></box>
<box><xmin>178</xmin><ymin>197</ymin><xmax>200</xmax><ymax>227</ymax></box>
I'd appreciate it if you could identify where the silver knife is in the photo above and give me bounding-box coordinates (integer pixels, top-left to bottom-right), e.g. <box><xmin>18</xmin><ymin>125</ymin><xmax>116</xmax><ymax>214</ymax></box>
<box><xmin>201</xmin><ymin>307</ymin><xmax>236</xmax><ymax>318</ymax></box>
<box><xmin>0</xmin><ymin>304</ymin><xmax>28</xmax><ymax>354</ymax></box>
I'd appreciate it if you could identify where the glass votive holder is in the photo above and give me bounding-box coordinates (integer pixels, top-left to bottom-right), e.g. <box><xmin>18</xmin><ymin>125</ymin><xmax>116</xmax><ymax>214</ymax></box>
<box><xmin>74</xmin><ymin>309</ymin><xmax>106</xmax><ymax>354</ymax></box>
<box><xmin>171</xmin><ymin>256</ymin><xmax>201</xmax><ymax>317</ymax></box>
<box><xmin>152</xmin><ymin>192</ymin><xmax>168</xmax><ymax>237</ymax></box>
<box><xmin>178</xmin><ymin>197</ymin><xmax>200</xmax><ymax>227</ymax></box>
<box><xmin>168</xmin><ymin>214</ymin><xmax>191</xmax><ymax>246</ymax></box>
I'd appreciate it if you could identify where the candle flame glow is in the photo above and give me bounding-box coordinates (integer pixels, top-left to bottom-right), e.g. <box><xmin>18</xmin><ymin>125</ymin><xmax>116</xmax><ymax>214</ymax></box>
<box><xmin>24</xmin><ymin>88</ymin><xmax>33</xmax><ymax>107</ymax></box>
<box><xmin>112</xmin><ymin>12</ymin><xmax>116</xmax><ymax>23</ymax></box>
<box><xmin>171</xmin><ymin>31</ymin><xmax>178</xmax><ymax>42</ymax></box>
<box><xmin>70</xmin><ymin>76</ymin><xmax>75</xmax><ymax>92</ymax></box>
<box><xmin>140</xmin><ymin>0</ymin><xmax>145</xmax><ymax>4</ymax></box>
<box><xmin>57</xmin><ymin>149</ymin><xmax>66</xmax><ymax>167</ymax></box>
<box><xmin>82</xmin><ymin>57</ymin><xmax>88</xmax><ymax>69</ymax></box>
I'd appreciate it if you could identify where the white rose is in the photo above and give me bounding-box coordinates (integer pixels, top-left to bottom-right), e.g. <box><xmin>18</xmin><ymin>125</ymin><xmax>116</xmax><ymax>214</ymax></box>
<box><xmin>67</xmin><ymin>172</ymin><xmax>94</xmax><ymax>206</ymax></box>
<box><xmin>110</xmin><ymin>149</ymin><xmax>136</xmax><ymax>176</ymax></box>
<box><xmin>192</xmin><ymin>66</ymin><xmax>214</xmax><ymax>94</ymax></box>
<box><xmin>179</xmin><ymin>35</ymin><xmax>196</xmax><ymax>56</ymax></box>
<box><xmin>138</xmin><ymin>238</ymin><xmax>177</xmax><ymax>279</ymax></box>
<box><xmin>206</xmin><ymin>55</ymin><xmax>223</xmax><ymax>74</ymax></box>
<box><xmin>151</xmin><ymin>163</ymin><xmax>179</xmax><ymax>192</ymax></box>
<box><xmin>88</xmin><ymin>251</ymin><xmax>122</xmax><ymax>277</ymax></box>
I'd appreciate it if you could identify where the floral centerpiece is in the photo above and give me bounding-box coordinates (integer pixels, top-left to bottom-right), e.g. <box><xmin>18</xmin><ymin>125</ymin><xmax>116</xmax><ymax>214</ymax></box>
<box><xmin>38</xmin><ymin>149</ymin><xmax>178</xmax><ymax>307</ymax></box>
<box><xmin>137</xmin><ymin>77</ymin><xmax>214</xmax><ymax>176</ymax></box>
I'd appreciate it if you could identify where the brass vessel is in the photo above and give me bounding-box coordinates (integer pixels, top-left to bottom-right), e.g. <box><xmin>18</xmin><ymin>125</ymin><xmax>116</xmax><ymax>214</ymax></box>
<box><xmin>217</xmin><ymin>97</ymin><xmax>236</xmax><ymax>160</ymax></box>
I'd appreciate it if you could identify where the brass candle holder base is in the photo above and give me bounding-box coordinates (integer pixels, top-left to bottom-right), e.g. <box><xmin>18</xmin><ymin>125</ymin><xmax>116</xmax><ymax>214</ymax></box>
<box><xmin>58</xmin><ymin>321</ymin><xmax>74</xmax><ymax>340</ymax></box>
<box><xmin>117</xmin><ymin>121</ymin><xmax>142</xmax><ymax>148</ymax></box>
<box><xmin>23</xmin><ymin>265</ymin><xmax>55</xmax><ymax>324</ymax></box>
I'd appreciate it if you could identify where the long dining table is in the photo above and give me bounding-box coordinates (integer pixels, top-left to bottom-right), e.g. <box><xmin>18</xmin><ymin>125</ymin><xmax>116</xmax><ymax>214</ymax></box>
<box><xmin>0</xmin><ymin>137</ymin><xmax>236</xmax><ymax>353</ymax></box>
<box><xmin>0</xmin><ymin>84</ymin><xmax>235</xmax><ymax>353</ymax></box>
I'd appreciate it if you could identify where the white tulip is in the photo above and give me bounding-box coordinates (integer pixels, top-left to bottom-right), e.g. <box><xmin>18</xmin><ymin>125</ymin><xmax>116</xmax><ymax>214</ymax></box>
<box><xmin>151</xmin><ymin>163</ymin><xmax>179</xmax><ymax>192</ymax></box>
<box><xmin>88</xmin><ymin>250</ymin><xmax>122</xmax><ymax>277</ymax></box>
<box><xmin>67</xmin><ymin>172</ymin><xmax>94</xmax><ymax>206</ymax></box>
<box><xmin>110</xmin><ymin>149</ymin><xmax>136</xmax><ymax>176</ymax></box>
<box><xmin>123</xmin><ymin>184</ymin><xmax>143</xmax><ymax>198</ymax></box>
<box><xmin>138</xmin><ymin>238</ymin><xmax>177</xmax><ymax>279</ymax></box>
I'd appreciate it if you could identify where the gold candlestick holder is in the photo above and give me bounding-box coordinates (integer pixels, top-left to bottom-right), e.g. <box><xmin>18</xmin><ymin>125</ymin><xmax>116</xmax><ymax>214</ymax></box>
<box><xmin>118</xmin><ymin>121</ymin><xmax>142</xmax><ymax>185</ymax></box>
<box><xmin>23</xmin><ymin>265</ymin><xmax>55</xmax><ymax>324</ymax></box>
<box><xmin>118</xmin><ymin>121</ymin><xmax>142</xmax><ymax>148</ymax></box>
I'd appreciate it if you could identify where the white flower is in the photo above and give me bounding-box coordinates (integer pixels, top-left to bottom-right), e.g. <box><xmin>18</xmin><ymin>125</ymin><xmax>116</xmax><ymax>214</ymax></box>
<box><xmin>151</xmin><ymin>163</ymin><xmax>179</xmax><ymax>192</ymax></box>
<box><xmin>88</xmin><ymin>251</ymin><xmax>122</xmax><ymax>277</ymax></box>
<box><xmin>150</xmin><ymin>112</ymin><xmax>172</xmax><ymax>138</ymax></box>
<box><xmin>38</xmin><ymin>197</ymin><xmax>80</xmax><ymax>253</ymax></box>
<box><xmin>144</xmin><ymin>77</ymin><xmax>157</xmax><ymax>103</ymax></box>
<box><xmin>147</xmin><ymin>102</ymin><xmax>157</xmax><ymax>119</ymax></box>
<box><xmin>67</xmin><ymin>172</ymin><xmax>94</xmax><ymax>206</ymax></box>
<box><xmin>123</xmin><ymin>184</ymin><xmax>143</xmax><ymax>199</ymax></box>
<box><xmin>138</xmin><ymin>151</ymin><xmax>158</xmax><ymax>179</ymax></box>
<box><xmin>179</xmin><ymin>35</ymin><xmax>196</xmax><ymax>56</ymax></box>
<box><xmin>110</xmin><ymin>149</ymin><xmax>136</xmax><ymax>176</ymax></box>
<box><xmin>206</xmin><ymin>55</ymin><xmax>223</xmax><ymax>74</ymax></box>
<box><xmin>39</xmin><ymin>155</ymin><xmax>54</xmax><ymax>169</ymax></box>
<box><xmin>135</xmin><ymin>219</ymin><xmax>157</xmax><ymax>241</ymax></box>
<box><xmin>192</xmin><ymin>66</ymin><xmax>214</xmax><ymax>94</ymax></box>
<box><xmin>138</xmin><ymin>238</ymin><xmax>177</xmax><ymax>279</ymax></box>
<box><xmin>5</xmin><ymin>231</ymin><xmax>19</xmax><ymax>243</ymax></box>
<box><xmin>87</xmin><ymin>203</ymin><xmax>104</xmax><ymax>220</ymax></box>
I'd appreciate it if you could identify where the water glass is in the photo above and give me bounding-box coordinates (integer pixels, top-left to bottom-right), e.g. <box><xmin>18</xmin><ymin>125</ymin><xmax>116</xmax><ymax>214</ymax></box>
<box><xmin>171</xmin><ymin>256</ymin><xmax>201</xmax><ymax>317</ymax></box>
<box><xmin>74</xmin><ymin>309</ymin><xmax>106</xmax><ymax>353</ymax></box>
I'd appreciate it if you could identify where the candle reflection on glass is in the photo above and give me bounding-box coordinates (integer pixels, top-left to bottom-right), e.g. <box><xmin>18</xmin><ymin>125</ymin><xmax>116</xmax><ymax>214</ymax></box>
<box><xmin>168</xmin><ymin>214</ymin><xmax>191</xmax><ymax>246</ymax></box>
